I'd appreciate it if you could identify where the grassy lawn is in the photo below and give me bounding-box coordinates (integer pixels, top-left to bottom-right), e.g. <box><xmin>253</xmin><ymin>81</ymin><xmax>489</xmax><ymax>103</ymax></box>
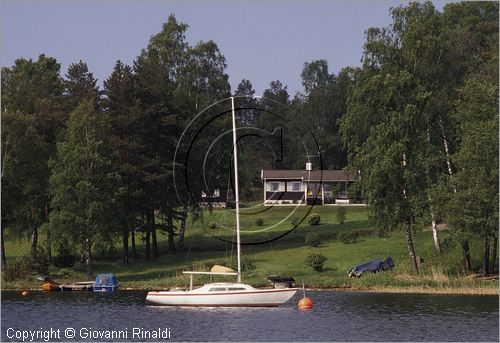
<box><xmin>2</xmin><ymin>205</ymin><xmax>498</xmax><ymax>293</ymax></box>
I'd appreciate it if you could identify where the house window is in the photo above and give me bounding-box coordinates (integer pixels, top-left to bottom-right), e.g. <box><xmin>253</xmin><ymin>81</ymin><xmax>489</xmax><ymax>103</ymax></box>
<box><xmin>289</xmin><ymin>182</ymin><xmax>301</xmax><ymax>191</ymax></box>
<box><xmin>271</xmin><ymin>182</ymin><xmax>279</xmax><ymax>191</ymax></box>
<box><xmin>267</xmin><ymin>181</ymin><xmax>284</xmax><ymax>192</ymax></box>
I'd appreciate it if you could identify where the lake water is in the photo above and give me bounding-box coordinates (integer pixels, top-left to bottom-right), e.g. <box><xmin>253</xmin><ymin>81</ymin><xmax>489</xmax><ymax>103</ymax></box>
<box><xmin>1</xmin><ymin>290</ymin><xmax>498</xmax><ymax>342</ymax></box>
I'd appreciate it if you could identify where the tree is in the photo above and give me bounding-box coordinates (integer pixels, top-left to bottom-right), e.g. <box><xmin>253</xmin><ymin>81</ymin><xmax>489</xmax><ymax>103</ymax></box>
<box><xmin>1</xmin><ymin>55</ymin><xmax>64</xmax><ymax>263</ymax></box>
<box><xmin>1</xmin><ymin>54</ymin><xmax>63</xmax><ymax>116</ymax></box>
<box><xmin>133</xmin><ymin>14</ymin><xmax>191</xmax><ymax>256</ymax></box>
<box><xmin>49</xmin><ymin>100</ymin><xmax>122</xmax><ymax>278</ymax></box>
<box><xmin>103</xmin><ymin>60</ymin><xmax>142</xmax><ymax>264</ymax></box>
<box><xmin>300</xmin><ymin>59</ymin><xmax>333</xmax><ymax>94</ymax></box>
<box><xmin>340</xmin><ymin>12</ymin><xmax>434</xmax><ymax>273</ymax></box>
<box><xmin>292</xmin><ymin>62</ymin><xmax>353</xmax><ymax>169</ymax></box>
<box><xmin>173</xmin><ymin>39</ymin><xmax>231</xmax><ymax>250</ymax></box>
<box><xmin>342</xmin><ymin>1</ymin><xmax>498</xmax><ymax>273</ymax></box>
<box><xmin>64</xmin><ymin>61</ymin><xmax>101</xmax><ymax>111</ymax></box>
<box><xmin>234</xmin><ymin>79</ymin><xmax>258</xmax><ymax>125</ymax></box>
<box><xmin>442</xmin><ymin>68</ymin><xmax>498</xmax><ymax>275</ymax></box>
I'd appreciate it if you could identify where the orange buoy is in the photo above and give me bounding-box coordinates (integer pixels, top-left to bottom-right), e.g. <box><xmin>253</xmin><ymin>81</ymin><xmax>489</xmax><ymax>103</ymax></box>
<box><xmin>298</xmin><ymin>297</ymin><xmax>313</xmax><ymax>310</ymax></box>
<box><xmin>21</xmin><ymin>291</ymin><xmax>29</xmax><ymax>296</ymax></box>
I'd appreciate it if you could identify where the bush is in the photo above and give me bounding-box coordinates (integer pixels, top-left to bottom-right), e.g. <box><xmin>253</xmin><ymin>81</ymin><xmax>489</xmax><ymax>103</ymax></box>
<box><xmin>241</xmin><ymin>256</ymin><xmax>256</xmax><ymax>271</ymax></box>
<box><xmin>336</xmin><ymin>207</ymin><xmax>346</xmax><ymax>224</ymax></box>
<box><xmin>2</xmin><ymin>247</ymin><xmax>49</xmax><ymax>281</ymax></box>
<box><xmin>2</xmin><ymin>258</ymin><xmax>31</xmax><ymax>281</ymax></box>
<box><xmin>338</xmin><ymin>231</ymin><xmax>359</xmax><ymax>244</ymax></box>
<box><xmin>305</xmin><ymin>232</ymin><xmax>321</xmax><ymax>247</ymax></box>
<box><xmin>305</xmin><ymin>253</ymin><xmax>328</xmax><ymax>271</ymax></box>
<box><xmin>255</xmin><ymin>218</ymin><xmax>264</xmax><ymax>226</ymax></box>
<box><xmin>308</xmin><ymin>213</ymin><xmax>321</xmax><ymax>226</ymax></box>
<box><xmin>356</xmin><ymin>229</ymin><xmax>374</xmax><ymax>237</ymax></box>
<box><xmin>207</xmin><ymin>222</ymin><xmax>218</xmax><ymax>230</ymax></box>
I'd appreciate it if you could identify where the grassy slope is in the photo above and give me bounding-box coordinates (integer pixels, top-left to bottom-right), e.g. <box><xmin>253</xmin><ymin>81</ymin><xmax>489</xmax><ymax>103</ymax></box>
<box><xmin>2</xmin><ymin>205</ymin><xmax>498</xmax><ymax>293</ymax></box>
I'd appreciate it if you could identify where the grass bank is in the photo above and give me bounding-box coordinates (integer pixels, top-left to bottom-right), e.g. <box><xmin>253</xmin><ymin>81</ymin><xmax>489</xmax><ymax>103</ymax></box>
<box><xmin>2</xmin><ymin>205</ymin><xmax>498</xmax><ymax>295</ymax></box>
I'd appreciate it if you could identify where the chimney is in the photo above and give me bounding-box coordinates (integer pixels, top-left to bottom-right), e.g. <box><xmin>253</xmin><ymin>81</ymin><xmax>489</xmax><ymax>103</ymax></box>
<box><xmin>305</xmin><ymin>162</ymin><xmax>312</xmax><ymax>171</ymax></box>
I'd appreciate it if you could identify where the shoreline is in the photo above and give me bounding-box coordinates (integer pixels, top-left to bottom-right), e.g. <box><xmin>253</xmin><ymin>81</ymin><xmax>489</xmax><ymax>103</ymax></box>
<box><xmin>3</xmin><ymin>285</ymin><xmax>498</xmax><ymax>296</ymax></box>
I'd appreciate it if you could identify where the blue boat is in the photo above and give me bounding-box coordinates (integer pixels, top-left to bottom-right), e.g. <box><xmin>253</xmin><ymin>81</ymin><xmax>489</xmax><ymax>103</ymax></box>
<box><xmin>348</xmin><ymin>257</ymin><xmax>395</xmax><ymax>278</ymax></box>
<box><xmin>93</xmin><ymin>274</ymin><xmax>119</xmax><ymax>292</ymax></box>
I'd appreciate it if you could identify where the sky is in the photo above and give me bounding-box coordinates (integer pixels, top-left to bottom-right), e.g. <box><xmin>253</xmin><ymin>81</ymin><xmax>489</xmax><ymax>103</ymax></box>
<box><xmin>1</xmin><ymin>0</ymin><xmax>454</xmax><ymax>96</ymax></box>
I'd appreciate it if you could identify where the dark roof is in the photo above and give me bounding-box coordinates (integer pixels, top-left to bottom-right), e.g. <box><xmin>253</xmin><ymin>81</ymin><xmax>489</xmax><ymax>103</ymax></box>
<box><xmin>261</xmin><ymin>170</ymin><xmax>359</xmax><ymax>181</ymax></box>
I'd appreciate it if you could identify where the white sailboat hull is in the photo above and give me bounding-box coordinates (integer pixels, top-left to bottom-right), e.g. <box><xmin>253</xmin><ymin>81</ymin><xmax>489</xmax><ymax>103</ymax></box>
<box><xmin>146</xmin><ymin>283</ymin><xmax>298</xmax><ymax>307</ymax></box>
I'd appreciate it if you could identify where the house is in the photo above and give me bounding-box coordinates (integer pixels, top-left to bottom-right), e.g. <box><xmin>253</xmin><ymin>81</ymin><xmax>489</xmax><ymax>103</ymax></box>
<box><xmin>200</xmin><ymin>188</ymin><xmax>230</xmax><ymax>208</ymax></box>
<box><xmin>261</xmin><ymin>164</ymin><xmax>362</xmax><ymax>205</ymax></box>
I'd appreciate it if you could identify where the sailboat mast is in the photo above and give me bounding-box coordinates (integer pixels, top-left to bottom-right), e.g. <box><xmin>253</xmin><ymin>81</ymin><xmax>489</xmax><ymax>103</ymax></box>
<box><xmin>231</xmin><ymin>97</ymin><xmax>242</xmax><ymax>283</ymax></box>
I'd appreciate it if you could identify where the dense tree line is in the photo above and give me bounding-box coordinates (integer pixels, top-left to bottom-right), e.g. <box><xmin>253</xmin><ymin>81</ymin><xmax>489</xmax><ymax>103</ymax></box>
<box><xmin>1</xmin><ymin>2</ymin><xmax>498</xmax><ymax>277</ymax></box>
<box><xmin>340</xmin><ymin>2</ymin><xmax>498</xmax><ymax>274</ymax></box>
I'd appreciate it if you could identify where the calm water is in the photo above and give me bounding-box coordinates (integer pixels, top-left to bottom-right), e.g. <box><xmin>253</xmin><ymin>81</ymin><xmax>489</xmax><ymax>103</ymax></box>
<box><xmin>1</xmin><ymin>290</ymin><xmax>498</xmax><ymax>342</ymax></box>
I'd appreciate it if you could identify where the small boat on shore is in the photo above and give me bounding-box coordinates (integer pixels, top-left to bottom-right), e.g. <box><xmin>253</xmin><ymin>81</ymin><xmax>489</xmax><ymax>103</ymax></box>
<box><xmin>93</xmin><ymin>274</ymin><xmax>119</xmax><ymax>292</ymax></box>
<box><xmin>37</xmin><ymin>275</ymin><xmax>61</xmax><ymax>291</ymax></box>
<box><xmin>59</xmin><ymin>281</ymin><xmax>95</xmax><ymax>291</ymax></box>
<box><xmin>41</xmin><ymin>281</ymin><xmax>61</xmax><ymax>291</ymax></box>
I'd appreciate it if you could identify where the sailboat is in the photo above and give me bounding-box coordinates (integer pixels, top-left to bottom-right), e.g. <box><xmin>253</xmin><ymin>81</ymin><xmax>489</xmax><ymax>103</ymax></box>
<box><xmin>146</xmin><ymin>97</ymin><xmax>298</xmax><ymax>307</ymax></box>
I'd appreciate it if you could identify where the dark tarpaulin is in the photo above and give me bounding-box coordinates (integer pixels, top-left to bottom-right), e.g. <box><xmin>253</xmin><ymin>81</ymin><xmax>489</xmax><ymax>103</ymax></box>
<box><xmin>348</xmin><ymin>257</ymin><xmax>395</xmax><ymax>278</ymax></box>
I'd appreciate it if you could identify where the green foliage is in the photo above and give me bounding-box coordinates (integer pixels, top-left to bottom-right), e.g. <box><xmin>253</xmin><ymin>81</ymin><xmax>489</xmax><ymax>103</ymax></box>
<box><xmin>30</xmin><ymin>246</ymin><xmax>50</xmax><ymax>274</ymax></box>
<box><xmin>338</xmin><ymin>231</ymin><xmax>359</xmax><ymax>244</ymax></box>
<box><xmin>53</xmin><ymin>238</ymin><xmax>76</xmax><ymax>268</ymax></box>
<box><xmin>336</xmin><ymin>207</ymin><xmax>346</xmax><ymax>224</ymax></box>
<box><xmin>2</xmin><ymin>258</ymin><xmax>31</xmax><ymax>281</ymax></box>
<box><xmin>255</xmin><ymin>218</ymin><xmax>264</xmax><ymax>226</ymax></box>
<box><xmin>48</xmin><ymin>101</ymin><xmax>122</xmax><ymax>277</ymax></box>
<box><xmin>2</xmin><ymin>246</ymin><xmax>49</xmax><ymax>281</ymax></box>
<box><xmin>207</xmin><ymin>222</ymin><xmax>218</xmax><ymax>230</ymax></box>
<box><xmin>304</xmin><ymin>253</ymin><xmax>328</xmax><ymax>272</ymax></box>
<box><xmin>241</xmin><ymin>256</ymin><xmax>257</xmax><ymax>272</ymax></box>
<box><xmin>340</xmin><ymin>1</ymin><xmax>499</xmax><ymax>272</ymax></box>
<box><xmin>305</xmin><ymin>232</ymin><xmax>321</xmax><ymax>247</ymax></box>
<box><xmin>308</xmin><ymin>213</ymin><xmax>321</xmax><ymax>226</ymax></box>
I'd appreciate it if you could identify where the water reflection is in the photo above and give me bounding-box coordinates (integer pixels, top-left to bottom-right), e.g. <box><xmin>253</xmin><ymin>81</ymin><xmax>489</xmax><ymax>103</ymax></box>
<box><xmin>1</xmin><ymin>290</ymin><xmax>498</xmax><ymax>341</ymax></box>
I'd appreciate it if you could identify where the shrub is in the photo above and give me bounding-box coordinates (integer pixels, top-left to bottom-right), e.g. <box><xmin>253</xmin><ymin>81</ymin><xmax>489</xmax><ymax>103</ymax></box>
<box><xmin>2</xmin><ymin>247</ymin><xmax>49</xmax><ymax>281</ymax></box>
<box><xmin>241</xmin><ymin>256</ymin><xmax>256</xmax><ymax>271</ymax></box>
<box><xmin>336</xmin><ymin>207</ymin><xmax>346</xmax><ymax>224</ymax></box>
<box><xmin>305</xmin><ymin>232</ymin><xmax>321</xmax><ymax>247</ymax></box>
<box><xmin>207</xmin><ymin>222</ymin><xmax>218</xmax><ymax>230</ymax></box>
<box><xmin>304</xmin><ymin>253</ymin><xmax>328</xmax><ymax>271</ymax></box>
<box><xmin>2</xmin><ymin>258</ymin><xmax>31</xmax><ymax>281</ymax></box>
<box><xmin>338</xmin><ymin>231</ymin><xmax>359</xmax><ymax>244</ymax></box>
<box><xmin>356</xmin><ymin>229</ymin><xmax>374</xmax><ymax>237</ymax></box>
<box><xmin>255</xmin><ymin>218</ymin><xmax>264</xmax><ymax>226</ymax></box>
<box><xmin>308</xmin><ymin>213</ymin><xmax>321</xmax><ymax>226</ymax></box>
